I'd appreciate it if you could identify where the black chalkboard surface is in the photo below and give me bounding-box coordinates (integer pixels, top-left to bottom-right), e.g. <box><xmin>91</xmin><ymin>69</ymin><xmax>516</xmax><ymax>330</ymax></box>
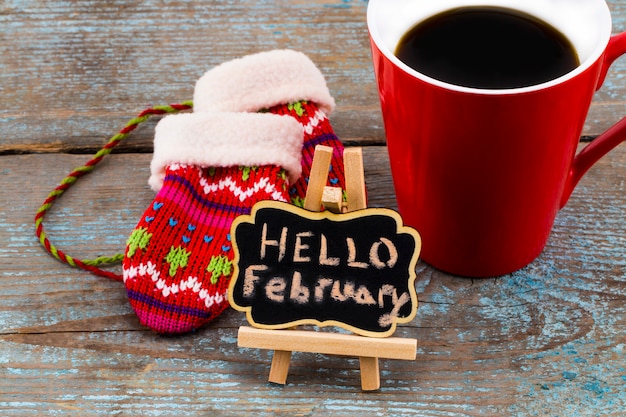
<box><xmin>228</xmin><ymin>201</ymin><xmax>421</xmax><ymax>338</ymax></box>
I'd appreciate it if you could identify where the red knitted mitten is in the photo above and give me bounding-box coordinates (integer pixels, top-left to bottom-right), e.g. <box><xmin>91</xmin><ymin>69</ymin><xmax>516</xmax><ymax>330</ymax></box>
<box><xmin>123</xmin><ymin>112</ymin><xmax>303</xmax><ymax>334</ymax></box>
<box><xmin>193</xmin><ymin>49</ymin><xmax>345</xmax><ymax>207</ymax></box>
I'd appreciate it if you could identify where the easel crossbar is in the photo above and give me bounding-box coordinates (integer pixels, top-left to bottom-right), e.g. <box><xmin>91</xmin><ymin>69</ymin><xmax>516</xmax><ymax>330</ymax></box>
<box><xmin>238</xmin><ymin>326</ymin><xmax>417</xmax><ymax>360</ymax></box>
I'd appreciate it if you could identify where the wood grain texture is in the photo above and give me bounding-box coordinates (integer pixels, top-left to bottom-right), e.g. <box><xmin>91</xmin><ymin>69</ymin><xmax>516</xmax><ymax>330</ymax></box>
<box><xmin>3</xmin><ymin>0</ymin><xmax>626</xmax><ymax>155</ymax></box>
<box><xmin>1</xmin><ymin>0</ymin><xmax>625</xmax><ymax>415</ymax></box>
<box><xmin>237</xmin><ymin>327</ymin><xmax>417</xmax><ymax>360</ymax></box>
<box><xmin>1</xmin><ymin>143</ymin><xmax>624</xmax><ymax>416</ymax></box>
<box><xmin>1</xmin><ymin>0</ymin><xmax>381</xmax><ymax>153</ymax></box>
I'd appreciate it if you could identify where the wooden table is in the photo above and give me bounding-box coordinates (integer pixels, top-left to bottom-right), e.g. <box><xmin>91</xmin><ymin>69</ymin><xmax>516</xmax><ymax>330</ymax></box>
<box><xmin>2</xmin><ymin>1</ymin><xmax>625</xmax><ymax>415</ymax></box>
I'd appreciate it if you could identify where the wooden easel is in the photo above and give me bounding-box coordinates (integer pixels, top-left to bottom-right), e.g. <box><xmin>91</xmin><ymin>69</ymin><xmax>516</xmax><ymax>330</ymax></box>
<box><xmin>236</xmin><ymin>145</ymin><xmax>417</xmax><ymax>391</ymax></box>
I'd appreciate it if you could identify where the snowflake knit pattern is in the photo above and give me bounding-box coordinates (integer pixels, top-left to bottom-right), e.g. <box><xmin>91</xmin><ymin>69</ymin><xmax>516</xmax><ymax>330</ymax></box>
<box><xmin>123</xmin><ymin>163</ymin><xmax>290</xmax><ymax>334</ymax></box>
<box><xmin>122</xmin><ymin>110</ymin><xmax>303</xmax><ymax>334</ymax></box>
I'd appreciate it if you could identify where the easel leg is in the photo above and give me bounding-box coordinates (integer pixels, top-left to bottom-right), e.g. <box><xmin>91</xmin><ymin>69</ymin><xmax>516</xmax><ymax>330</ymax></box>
<box><xmin>359</xmin><ymin>356</ymin><xmax>380</xmax><ymax>391</ymax></box>
<box><xmin>268</xmin><ymin>350</ymin><xmax>292</xmax><ymax>385</ymax></box>
<box><xmin>344</xmin><ymin>148</ymin><xmax>367</xmax><ymax>212</ymax></box>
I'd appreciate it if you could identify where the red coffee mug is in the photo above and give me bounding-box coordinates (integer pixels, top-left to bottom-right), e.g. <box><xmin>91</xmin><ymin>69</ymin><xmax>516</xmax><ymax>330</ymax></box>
<box><xmin>367</xmin><ymin>0</ymin><xmax>626</xmax><ymax>277</ymax></box>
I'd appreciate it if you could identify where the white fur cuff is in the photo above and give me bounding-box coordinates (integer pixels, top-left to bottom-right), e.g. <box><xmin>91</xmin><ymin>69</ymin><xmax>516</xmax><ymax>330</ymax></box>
<box><xmin>149</xmin><ymin>112</ymin><xmax>303</xmax><ymax>191</ymax></box>
<box><xmin>193</xmin><ymin>49</ymin><xmax>335</xmax><ymax>116</ymax></box>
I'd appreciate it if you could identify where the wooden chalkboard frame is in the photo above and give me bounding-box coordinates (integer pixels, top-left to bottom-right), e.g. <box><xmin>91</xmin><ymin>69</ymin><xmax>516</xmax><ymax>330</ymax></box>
<box><xmin>228</xmin><ymin>200</ymin><xmax>421</xmax><ymax>338</ymax></box>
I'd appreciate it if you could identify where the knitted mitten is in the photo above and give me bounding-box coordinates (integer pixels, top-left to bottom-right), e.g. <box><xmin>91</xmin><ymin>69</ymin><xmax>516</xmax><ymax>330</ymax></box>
<box><xmin>192</xmin><ymin>49</ymin><xmax>345</xmax><ymax>207</ymax></box>
<box><xmin>123</xmin><ymin>112</ymin><xmax>303</xmax><ymax>334</ymax></box>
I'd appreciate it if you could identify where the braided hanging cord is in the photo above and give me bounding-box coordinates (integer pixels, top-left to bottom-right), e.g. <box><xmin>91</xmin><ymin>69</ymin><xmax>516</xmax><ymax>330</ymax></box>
<box><xmin>35</xmin><ymin>101</ymin><xmax>193</xmax><ymax>281</ymax></box>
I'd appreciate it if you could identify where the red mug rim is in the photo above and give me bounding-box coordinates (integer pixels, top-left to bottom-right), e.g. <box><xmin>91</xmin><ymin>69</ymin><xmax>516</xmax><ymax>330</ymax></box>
<box><xmin>367</xmin><ymin>0</ymin><xmax>613</xmax><ymax>95</ymax></box>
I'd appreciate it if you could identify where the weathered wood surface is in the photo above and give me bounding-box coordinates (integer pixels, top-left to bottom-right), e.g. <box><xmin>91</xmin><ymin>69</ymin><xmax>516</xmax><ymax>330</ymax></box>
<box><xmin>2</xmin><ymin>145</ymin><xmax>625</xmax><ymax>416</ymax></box>
<box><xmin>3</xmin><ymin>0</ymin><xmax>626</xmax><ymax>153</ymax></box>
<box><xmin>1</xmin><ymin>1</ymin><xmax>625</xmax><ymax>416</ymax></box>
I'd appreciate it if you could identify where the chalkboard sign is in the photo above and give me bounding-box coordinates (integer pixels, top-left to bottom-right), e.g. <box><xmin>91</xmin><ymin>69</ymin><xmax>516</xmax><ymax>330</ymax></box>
<box><xmin>228</xmin><ymin>201</ymin><xmax>421</xmax><ymax>338</ymax></box>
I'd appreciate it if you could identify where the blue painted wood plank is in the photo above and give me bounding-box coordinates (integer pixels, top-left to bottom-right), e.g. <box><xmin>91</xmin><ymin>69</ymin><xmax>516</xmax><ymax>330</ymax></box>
<box><xmin>1</xmin><ymin>145</ymin><xmax>624</xmax><ymax>415</ymax></box>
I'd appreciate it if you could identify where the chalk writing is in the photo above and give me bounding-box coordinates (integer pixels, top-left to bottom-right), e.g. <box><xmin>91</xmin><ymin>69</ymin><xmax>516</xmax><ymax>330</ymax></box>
<box><xmin>228</xmin><ymin>201</ymin><xmax>421</xmax><ymax>337</ymax></box>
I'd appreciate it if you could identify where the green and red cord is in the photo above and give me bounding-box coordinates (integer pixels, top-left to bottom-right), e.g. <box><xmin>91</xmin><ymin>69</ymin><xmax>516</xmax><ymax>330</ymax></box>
<box><xmin>34</xmin><ymin>101</ymin><xmax>193</xmax><ymax>281</ymax></box>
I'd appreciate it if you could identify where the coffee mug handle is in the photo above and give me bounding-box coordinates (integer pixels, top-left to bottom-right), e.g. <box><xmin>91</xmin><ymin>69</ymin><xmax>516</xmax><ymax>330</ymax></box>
<box><xmin>560</xmin><ymin>32</ymin><xmax>626</xmax><ymax>208</ymax></box>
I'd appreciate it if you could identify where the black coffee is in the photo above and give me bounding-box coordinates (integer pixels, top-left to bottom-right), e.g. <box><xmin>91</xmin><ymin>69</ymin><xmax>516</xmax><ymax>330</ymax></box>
<box><xmin>395</xmin><ymin>7</ymin><xmax>580</xmax><ymax>89</ymax></box>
